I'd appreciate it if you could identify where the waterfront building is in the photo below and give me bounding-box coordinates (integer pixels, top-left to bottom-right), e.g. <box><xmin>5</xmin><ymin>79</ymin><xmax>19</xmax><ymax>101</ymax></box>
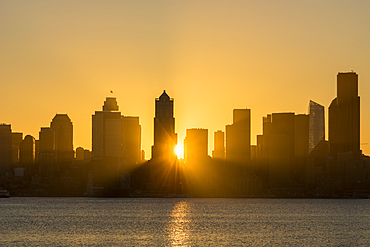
<box><xmin>226</xmin><ymin>109</ymin><xmax>251</xmax><ymax>163</ymax></box>
<box><xmin>308</xmin><ymin>100</ymin><xmax>325</xmax><ymax>154</ymax></box>
<box><xmin>11</xmin><ymin>132</ymin><xmax>23</xmax><ymax>165</ymax></box>
<box><xmin>151</xmin><ymin>90</ymin><xmax>177</xmax><ymax>161</ymax></box>
<box><xmin>0</xmin><ymin>124</ymin><xmax>12</xmax><ymax>175</ymax></box>
<box><xmin>329</xmin><ymin>72</ymin><xmax>360</xmax><ymax>159</ymax></box>
<box><xmin>92</xmin><ymin>97</ymin><xmax>122</xmax><ymax>158</ymax></box>
<box><xmin>51</xmin><ymin>114</ymin><xmax>74</xmax><ymax>163</ymax></box>
<box><xmin>38</xmin><ymin>127</ymin><xmax>55</xmax><ymax>176</ymax></box>
<box><xmin>212</xmin><ymin>130</ymin><xmax>225</xmax><ymax>159</ymax></box>
<box><xmin>184</xmin><ymin>128</ymin><xmax>208</xmax><ymax>163</ymax></box>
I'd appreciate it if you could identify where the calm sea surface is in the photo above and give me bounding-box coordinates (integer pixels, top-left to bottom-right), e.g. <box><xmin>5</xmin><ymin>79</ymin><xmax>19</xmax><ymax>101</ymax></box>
<box><xmin>1</xmin><ymin>197</ymin><xmax>370</xmax><ymax>246</ymax></box>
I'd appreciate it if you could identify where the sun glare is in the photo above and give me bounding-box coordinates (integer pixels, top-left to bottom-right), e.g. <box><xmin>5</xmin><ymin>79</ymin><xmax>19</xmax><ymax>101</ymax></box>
<box><xmin>175</xmin><ymin>145</ymin><xmax>182</xmax><ymax>158</ymax></box>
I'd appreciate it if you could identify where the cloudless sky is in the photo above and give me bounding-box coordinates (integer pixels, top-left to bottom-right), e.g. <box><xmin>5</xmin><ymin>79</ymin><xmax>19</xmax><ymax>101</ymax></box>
<box><xmin>1</xmin><ymin>0</ymin><xmax>370</xmax><ymax>158</ymax></box>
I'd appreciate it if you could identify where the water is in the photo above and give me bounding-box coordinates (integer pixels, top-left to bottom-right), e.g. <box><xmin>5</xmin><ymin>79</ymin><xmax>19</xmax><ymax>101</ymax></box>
<box><xmin>1</xmin><ymin>198</ymin><xmax>370</xmax><ymax>246</ymax></box>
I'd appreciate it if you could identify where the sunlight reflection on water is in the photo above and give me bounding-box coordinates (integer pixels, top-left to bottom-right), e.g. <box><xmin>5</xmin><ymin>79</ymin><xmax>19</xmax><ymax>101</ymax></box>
<box><xmin>168</xmin><ymin>201</ymin><xmax>190</xmax><ymax>246</ymax></box>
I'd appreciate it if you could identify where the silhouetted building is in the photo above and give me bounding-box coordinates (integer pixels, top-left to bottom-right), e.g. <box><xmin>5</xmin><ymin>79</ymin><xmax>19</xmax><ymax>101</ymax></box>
<box><xmin>308</xmin><ymin>100</ymin><xmax>325</xmax><ymax>153</ymax></box>
<box><xmin>149</xmin><ymin>91</ymin><xmax>179</xmax><ymax>195</ymax></box>
<box><xmin>92</xmin><ymin>98</ymin><xmax>142</xmax><ymax>165</ymax></box>
<box><xmin>0</xmin><ymin>124</ymin><xmax>12</xmax><ymax>175</ymax></box>
<box><xmin>226</xmin><ymin>109</ymin><xmax>251</xmax><ymax>163</ymax></box>
<box><xmin>329</xmin><ymin>72</ymin><xmax>360</xmax><ymax>159</ymax></box>
<box><xmin>92</xmin><ymin>97</ymin><xmax>122</xmax><ymax>158</ymax></box>
<box><xmin>38</xmin><ymin>127</ymin><xmax>55</xmax><ymax>177</ymax></box>
<box><xmin>20</xmin><ymin>135</ymin><xmax>36</xmax><ymax>177</ymax></box>
<box><xmin>263</xmin><ymin>113</ymin><xmax>295</xmax><ymax>183</ymax></box>
<box><xmin>212</xmin><ymin>130</ymin><xmax>224</xmax><ymax>159</ymax></box>
<box><xmin>51</xmin><ymin>114</ymin><xmax>74</xmax><ymax>163</ymax></box>
<box><xmin>184</xmin><ymin>128</ymin><xmax>208</xmax><ymax>163</ymax></box>
<box><xmin>122</xmin><ymin>116</ymin><xmax>142</xmax><ymax>165</ymax></box>
<box><xmin>76</xmin><ymin>147</ymin><xmax>85</xmax><ymax>161</ymax></box>
<box><xmin>11</xmin><ymin>132</ymin><xmax>23</xmax><ymax>166</ymax></box>
<box><xmin>152</xmin><ymin>90</ymin><xmax>177</xmax><ymax>161</ymax></box>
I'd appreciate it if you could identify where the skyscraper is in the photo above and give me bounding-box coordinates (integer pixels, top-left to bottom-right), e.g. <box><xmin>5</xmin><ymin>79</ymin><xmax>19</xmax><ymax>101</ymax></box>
<box><xmin>308</xmin><ymin>100</ymin><xmax>325</xmax><ymax>153</ymax></box>
<box><xmin>152</xmin><ymin>90</ymin><xmax>177</xmax><ymax>161</ymax></box>
<box><xmin>212</xmin><ymin>130</ymin><xmax>225</xmax><ymax>159</ymax></box>
<box><xmin>226</xmin><ymin>109</ymin><xmax>251</xmax><ymax>163</ymax></box>
<box><xmin>0</xmin><ymin>124</ymin><xmax>12</xmax><ymax>175</ymax></box>
<box><xmin>11</xmin><ymin>132</ymin><xmax>23</xmax><ymax>165</ymax></box>
<box><xmin>184</xmin><ymin>128</ymin><xmax>208</xmax><ymax>163</ymax></box>
<box><xmin>122</xmin><ymin>116</ymin><xmax>142</xmax><ymax>164</ymax></box>
<box><xmin>38</xmin><ymin>127</ymin><xmax>55</xmax><ymax>177</ymax></box>
<box><xmin>92</xmin><ymin>97</ymin><xmax>122</xmax><ymax>158</ymax></box>
<box><xmin>51</xmin><ymin>114</ymin><xmax>74</xmax><ymax>163</ymax></box>
<box><xmin>329</xmin><ymin>72</ymin><xmax>360</xmax><ymax>159</ymax></box>
<box><xmin>92</xmin><ymin>97</ymin><xmax>141</xmax><ymax>164</ymax></box>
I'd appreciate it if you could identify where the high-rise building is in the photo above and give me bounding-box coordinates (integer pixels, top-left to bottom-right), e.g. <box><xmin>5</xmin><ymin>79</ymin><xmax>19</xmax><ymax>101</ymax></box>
<box><xmin>38</xmin><ymin>127</ymin><xmax>55</xmax><ymax>176</ymax></box>
<box><xmin>122</xmin><ymin>116</ymin><xmax>142</xmax><ymax>164</ymax></box>
<box><xmin>226</xmin><ymin>109</ymin><xmax>251</xmax><ymax>163</ymax></box>
<box><xmin>212</xmin><ymin>130</ymin><xmax>224</xmax><ymax>159</ymax></box>
<box><xmin>329</xmin><ymin>72</ymin><xmax>360</xmax><ymax>159</ymax></box>
<box><xmin>11</xmin><ymin>132</ymin><xmax>23</xmax><ymax>165</ymax></box>
<box><xmin>0</xmin><ymin>124</ymin><xmax>12</xmax><ymax>175</ymax></box>
<box><xmin>92</xmin><ymin>97</ymin><xmax>141</xmax><ymax>164</ymax></box>
<box><xmin>308</xmin><ymin>100</ymin><xmax>325</xmax><ymax>153</ymax></box>
<box><xmin>92</xmin><ymin>98</ymin><xmax>122</xmax><ymax>158</ymax></box>
<box><xmin>20</xmin><ymin>135</ymin><xmax>35</xmax><ymax>165</ymax></box>
<box><xmin>152</xmin><ymin>90</ymin><xmax>177</xmax><ymax>161</ymax></box>
<box><xmin>261</xmin><ymin>113</ymin><xmax>295</xmax><ymax>183</ymax></box>
<box><xmin>51</xmin><ymin>114</ymin><xmax>74</xmax><ymax>163</ymax></box>
<box><xmin>184</xmin><ymin>128</ymin><xmax>208</xmax><ymax>163</ymax></box>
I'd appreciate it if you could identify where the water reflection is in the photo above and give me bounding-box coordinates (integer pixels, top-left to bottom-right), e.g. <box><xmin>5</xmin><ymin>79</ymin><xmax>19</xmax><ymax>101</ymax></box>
<box><xmin>167</xmin><ymin>201</ymin><xmax>191</xmax><ymax>246</ymax></box>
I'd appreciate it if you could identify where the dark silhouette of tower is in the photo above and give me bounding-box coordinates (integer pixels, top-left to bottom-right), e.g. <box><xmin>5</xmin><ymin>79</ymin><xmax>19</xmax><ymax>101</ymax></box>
<box><xmin>0</xmin><ymin>124</ymin><xmax>12</xmax><ymax>176</ymax></box>
<box><xmin>51</xmin><ymin>114</ymin><xmax>74</xmax><ymax>163</ymax></box>
<box><xmin>152</xmin><ymin>90</ymin><xmax>177</xmax><ymax>161</ymax></box>
<box><xmin>92</xmin><ymin>97</ymin><xmax>122</xmax><ymax>158</ymax></box>
<box><xmin>11</xmin><ymin>132</ymin><xmax>23</xmax><ymax>166</ymax></box>
<box><xmin>20</xmin><ymin>135</ymin><xmax>36</xmax><ymax>177</ymax></box>
<box><xmin>92</xmin><ymin>97</ymin><xmax>142</xmax><ymax>164</ymax></box>
<box><xmin>226</xmin><ymin>109</ymin><xmax>251</xmax><ymax>163</ymax></box>
<box><xmin>308</xmin><ymin>100</ymin><xmax>325</xmax><ymax>154</ymax></box>
<box><xmin>212</xmin><ymin>130</ymin><xmax>225</xmax><ymax>159</ymax></box>
<box><xmin>184</xmin><ymin>128</ymin><xmax>208</xmax><ymax>163</ymax></box>
<box><xmin>329</xmin><ymin>72</ymin><xmax>360</xmax><ymax>159</ymax></box>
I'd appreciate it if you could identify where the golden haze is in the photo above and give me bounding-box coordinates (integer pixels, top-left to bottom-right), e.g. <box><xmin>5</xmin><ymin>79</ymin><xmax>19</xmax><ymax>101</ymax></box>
<box><xmin>1</xmin><ymin>1</ymin><xmax>370</xmax><ymax>157</ymax></box>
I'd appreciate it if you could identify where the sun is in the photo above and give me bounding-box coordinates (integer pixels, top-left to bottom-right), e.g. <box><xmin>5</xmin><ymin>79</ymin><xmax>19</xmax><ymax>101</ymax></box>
<box><xmin>175</xmin><ymin>145</ymin><xmax>182</xmax><ymax>158</ymax></box>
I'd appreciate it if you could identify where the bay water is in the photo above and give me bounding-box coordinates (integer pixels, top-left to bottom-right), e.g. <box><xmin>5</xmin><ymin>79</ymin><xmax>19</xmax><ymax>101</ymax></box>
<box><xmin>1</xmin><ymin>198</ymin><xmax>369</xmax><ymax>246</ymax></box>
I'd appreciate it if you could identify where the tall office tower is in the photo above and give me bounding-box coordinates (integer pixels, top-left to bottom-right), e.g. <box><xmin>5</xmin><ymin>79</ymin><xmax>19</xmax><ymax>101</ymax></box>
<box><xmin>20</xmin><ymin>135</ymin><xmax>36</xmax><ymax>177</ymax></box>
<box><xmin>184</xmin><ymin>128</ymin><xmax>208</xmax><ymax>163</ymax></box>
<box><xmin>263</xmin><ymin>113</ymin><xmax>295</xmax><ymax>183</ymax></box>
<box><xmin>122</xmin><ymin>116</ymin><xmax>142</xmax><ymax>165</ymax></box>
<box><xmin>226</xmin><ymin>109</ymin><xmax>251</xmax><ymax>163</ymax></box>
<box><xmin>92</xmin><ymin>97</ymin><xmax>122</xmax><ymax>158</ymax></box>
<box><xmin>0</xmin><ymin>124</ymin><xmax>12</xmax><ymax>175</ymax></box>
<box><xmin>11</xmin><ymin>132</ymin><xmax>23</xmax><ymax>165</ymax></box>
<box><xmin>92</xmin><ymin>98</ymin><xmax>142</xmax><ymax>165</ymax></box>
<box><xmin>152</xmin><ymin>90</ymin><xmax>177</xmax><ymax>161</ymax></box>
<box><xmin>212</xmin><ymin>130</ymin><xmax>225</xmax><ymax>159</ymax></box>
<box><xmin>308</xmin><ymin>100</ymin><xmax>325</xmax><ymax>153</ymax></box>
<box><xmin>329</xmin><ymin>72</ymin><xmax>360</xmax><ymax>159</ymax></box>
<box><xmin>295</xmin><ymin>114</ymin><xmax>309</xmax><ymax>158</ymax></box>
<box><xmin>51</xmin><ymin>114</ymin><xmax>74</xmax><ymax>163</ymax></box>
<box><xmin>39</xmin><ymin>127</ymin><xmax>55</xmax><ymax>176</ymax></box>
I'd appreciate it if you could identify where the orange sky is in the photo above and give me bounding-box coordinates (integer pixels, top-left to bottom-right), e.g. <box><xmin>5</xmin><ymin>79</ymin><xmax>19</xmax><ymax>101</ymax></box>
<box><xmin>1</xmin><ymin>1</ymin><xmax>370</xmax><ymax>158</ymax></box>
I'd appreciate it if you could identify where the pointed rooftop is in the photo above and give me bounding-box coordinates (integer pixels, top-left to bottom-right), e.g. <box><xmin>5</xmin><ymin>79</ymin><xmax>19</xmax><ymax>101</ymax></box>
<box><xmin>159</xmin><ymin>90</ymin><xmax>170</xmax><ymax>101</ymax></box>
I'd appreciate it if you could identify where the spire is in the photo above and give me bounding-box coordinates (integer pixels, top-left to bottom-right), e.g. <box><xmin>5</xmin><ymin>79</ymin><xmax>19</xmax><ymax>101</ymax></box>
<box><xmin>159</xmin><ymin>90</ymin><xmax>170</xmax><ymax>101</ymax></box>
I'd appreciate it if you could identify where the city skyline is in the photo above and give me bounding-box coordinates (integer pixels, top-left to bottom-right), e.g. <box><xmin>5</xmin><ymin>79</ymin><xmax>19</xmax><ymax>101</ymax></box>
<box><xmin>1</xmin><ymin>1</ymin><xmax>370</xmax><ymax>158</ymax></box>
